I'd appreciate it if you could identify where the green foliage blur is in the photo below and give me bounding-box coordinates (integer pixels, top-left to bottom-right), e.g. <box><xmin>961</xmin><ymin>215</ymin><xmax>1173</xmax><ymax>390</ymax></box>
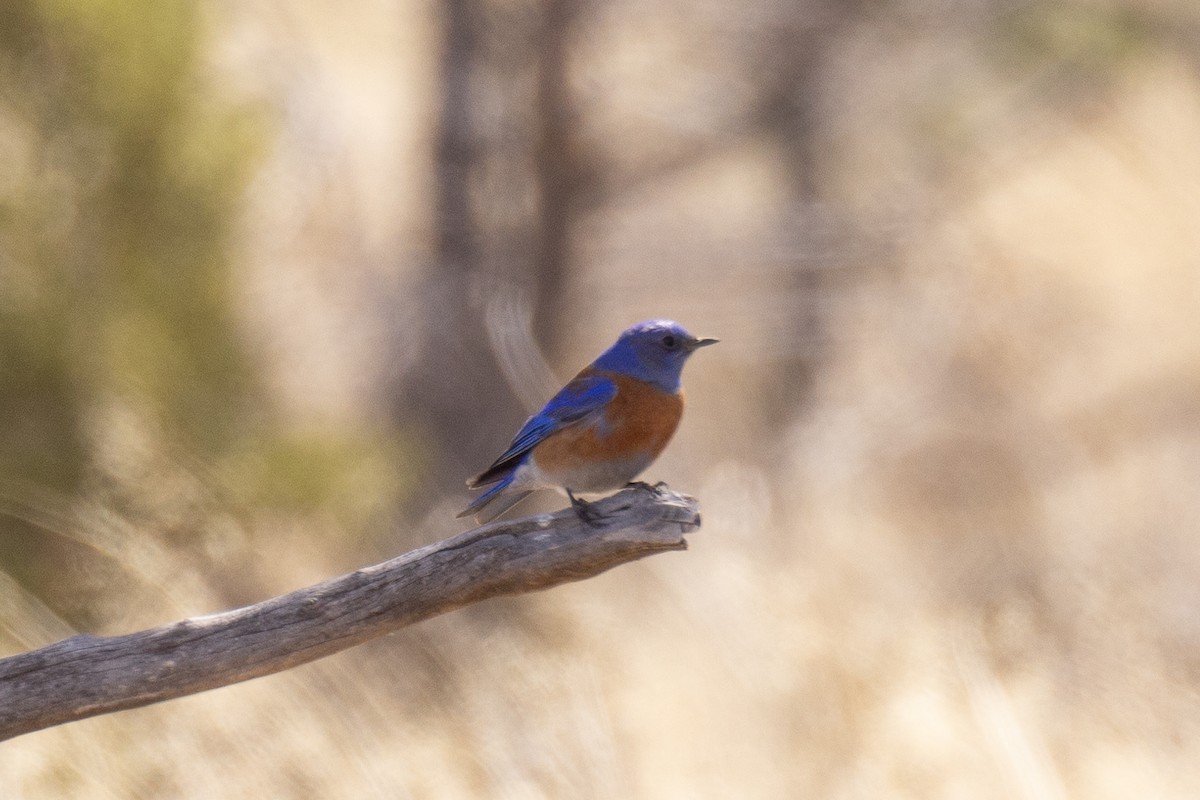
<box><xmin>2</xmin><ymin>0</ymin><xmax>256</xmax><ymax>475</ymax></box>
<box><xmin>0</xmin><ymin>1</ymin><xmax>412</xmax><ymax>621</ymax></box>
<box><xmin>0</xmin><ymin>0</ymin><xmax>258</xmax><ymax>615</ymax></box>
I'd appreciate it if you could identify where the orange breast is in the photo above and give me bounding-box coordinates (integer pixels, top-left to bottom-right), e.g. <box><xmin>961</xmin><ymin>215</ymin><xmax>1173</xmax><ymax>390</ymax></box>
<box><xmin>532</xmin><ymin>370</ymin><xmax>684</xmax><ymax>486</ymax></box>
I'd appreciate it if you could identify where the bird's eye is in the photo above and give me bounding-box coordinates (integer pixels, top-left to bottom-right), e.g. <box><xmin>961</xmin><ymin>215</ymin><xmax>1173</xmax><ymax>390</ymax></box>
<box><xmin>662</xmin><ymin>334</ymin><xmax>678</xmax><ymax>350</ymax></box>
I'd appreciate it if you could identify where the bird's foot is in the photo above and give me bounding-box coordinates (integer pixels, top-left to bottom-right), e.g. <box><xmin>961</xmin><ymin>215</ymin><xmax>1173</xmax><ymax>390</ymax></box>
<box><xmin>625</xmin><ymin>480</ymin><xmax>669</xmax><ymax>496</ymax></box>
<box><xmin>568</xmin><ymin>490</ymin><xmax>605</xmax><ymax>528</ymax></box>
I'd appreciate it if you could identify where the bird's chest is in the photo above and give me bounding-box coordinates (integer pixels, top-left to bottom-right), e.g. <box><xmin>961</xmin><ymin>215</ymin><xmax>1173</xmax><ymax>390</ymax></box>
<box><xmin>531</xmin><ymin>375</ymin><xmax>684</xmax><ymax>491</ymax></box>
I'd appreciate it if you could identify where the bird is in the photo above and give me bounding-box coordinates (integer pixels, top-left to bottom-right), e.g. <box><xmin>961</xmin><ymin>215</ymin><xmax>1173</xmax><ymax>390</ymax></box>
<box><xmin>458</xmin><ymin>319</ymin><xmax>718</xmax><ymax>524</ymax></box>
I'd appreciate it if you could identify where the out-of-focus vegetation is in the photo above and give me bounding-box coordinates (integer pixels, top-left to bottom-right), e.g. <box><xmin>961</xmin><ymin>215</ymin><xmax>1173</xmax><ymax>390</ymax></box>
<box><xmin>0</xmin><ymin>0</ymin><xmax>267</xmax><ymax>621</ymax></box>
<box><xmin>0</xmin><ymin>0</ymin><xmax>415</xmax><ymax>622</ymax></box>
<box><xmin>3</xmin><ymin>0</ymin><xmax>1200</xmax><ymax>797</ymax></box>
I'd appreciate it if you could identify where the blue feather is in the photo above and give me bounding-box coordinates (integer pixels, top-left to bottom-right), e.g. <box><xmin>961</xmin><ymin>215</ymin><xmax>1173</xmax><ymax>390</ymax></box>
<box><xmin>456</xmin><ymin>472</ymin><xmax>533</xmax><ymax>520</ymax></box>
<box><xmin>466</xmin><ymin>374</ymin><xmax>617</xmax><ymax>488</ymax></box>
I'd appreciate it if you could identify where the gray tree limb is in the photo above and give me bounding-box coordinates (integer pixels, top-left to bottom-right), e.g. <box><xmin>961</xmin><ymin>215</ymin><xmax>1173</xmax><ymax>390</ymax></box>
<box><xmin>0</xmin><ymin>486</ymin><xmax>700</xmax><ymax>741</ymax></box>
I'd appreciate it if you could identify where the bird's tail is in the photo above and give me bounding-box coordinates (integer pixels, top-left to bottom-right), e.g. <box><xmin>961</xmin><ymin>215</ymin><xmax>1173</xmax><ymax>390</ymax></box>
<box><xmin>456</xmin><ymin>473</ymin><xmax>533</xmax><ymax>523</ymax></box>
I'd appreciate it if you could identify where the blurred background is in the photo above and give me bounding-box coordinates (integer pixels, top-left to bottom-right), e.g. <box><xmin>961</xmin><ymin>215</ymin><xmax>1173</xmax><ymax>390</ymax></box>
<box><xmin>2</xmin><ymin>0</ymin><xmax>1200</xmax><ymax>796</ymax></box>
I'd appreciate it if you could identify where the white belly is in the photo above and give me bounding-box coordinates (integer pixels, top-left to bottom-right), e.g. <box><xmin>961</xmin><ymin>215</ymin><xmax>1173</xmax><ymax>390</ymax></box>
<box><xmin>512</xmin><ymin>452</ymin><xmax>655</xmax><ymax>495</ymax></box>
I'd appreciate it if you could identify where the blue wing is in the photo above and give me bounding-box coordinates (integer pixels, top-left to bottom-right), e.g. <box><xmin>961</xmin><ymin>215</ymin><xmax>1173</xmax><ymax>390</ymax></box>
<box><xmin>467</xmin><ymin>374</ymin><xmax>617</xmax><ymax>488</ymax></box>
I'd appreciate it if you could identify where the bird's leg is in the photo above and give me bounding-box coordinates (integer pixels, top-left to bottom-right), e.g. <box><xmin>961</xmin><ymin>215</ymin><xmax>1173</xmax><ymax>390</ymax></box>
<box><xmin>567</xmin><ymin>489</ymin><xmax>604</xmax><ymax>527</ymax></box>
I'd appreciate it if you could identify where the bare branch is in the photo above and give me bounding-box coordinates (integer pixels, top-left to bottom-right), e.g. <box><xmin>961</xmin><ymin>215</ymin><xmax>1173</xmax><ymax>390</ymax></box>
<box><xmin>0</xmin><ymin>486</ymin><xmax>700</xmax><ymax>741</ymax></box>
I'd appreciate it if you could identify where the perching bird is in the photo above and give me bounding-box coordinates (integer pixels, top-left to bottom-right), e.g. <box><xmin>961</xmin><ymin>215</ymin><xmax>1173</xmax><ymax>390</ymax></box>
<box><xmin>458</xmin><ymin>319</ymin><xmax>717</xmax><ymax>523</ymax></box>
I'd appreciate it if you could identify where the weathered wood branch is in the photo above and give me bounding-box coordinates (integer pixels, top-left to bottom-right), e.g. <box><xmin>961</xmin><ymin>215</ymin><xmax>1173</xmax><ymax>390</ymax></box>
<box><xmin>0</xmin><ymin>486</ymin><xmax>700</xmax><ymax>741</ymax></box>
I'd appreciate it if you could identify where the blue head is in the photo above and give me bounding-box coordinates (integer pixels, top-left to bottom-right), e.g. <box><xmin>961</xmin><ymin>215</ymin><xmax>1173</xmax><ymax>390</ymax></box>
<box><xmin>592</xmin><ymin>320</ymin><xmax>718</xmax><ymax>392</ymax></box>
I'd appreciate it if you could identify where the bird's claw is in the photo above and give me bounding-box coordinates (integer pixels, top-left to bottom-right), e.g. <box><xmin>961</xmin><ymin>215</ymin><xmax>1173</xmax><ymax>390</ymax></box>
<box><xmin>568</xmin><ymin>490</ymin><xmax>605</xmax><ymax>528</ymax></box>
<box><xmin>625</xmin><ymin>480</ymin><xmax>669</xmax><ymax>496</ymax></box>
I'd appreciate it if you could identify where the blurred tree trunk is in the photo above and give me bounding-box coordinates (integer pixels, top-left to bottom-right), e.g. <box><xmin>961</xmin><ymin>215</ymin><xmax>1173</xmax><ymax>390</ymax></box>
<box><xmin>755</xmin><ymin>0</ymin><xmax>866</xmax><ymax>429</ymax></box>
<box><xmin>393</xmin><ymin>0</ymin><xmax>594</xmax><ymax>504</ymax></box>
<box><xmin>395</xmin><ymin>0</ymin><xmax>519</xmax><ymax>498</ymax></box>
<box><xmin>531</xmin><ymin>0</ymin><xmax>588</xmax><ymax>359</ymax></box>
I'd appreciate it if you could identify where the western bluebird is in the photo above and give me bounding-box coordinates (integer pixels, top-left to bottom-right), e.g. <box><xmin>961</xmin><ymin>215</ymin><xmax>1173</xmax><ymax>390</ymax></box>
<box><xmin>458</xmin><ymin>319</ymin><xmax>718</xmax><ymax>523</ymax></box>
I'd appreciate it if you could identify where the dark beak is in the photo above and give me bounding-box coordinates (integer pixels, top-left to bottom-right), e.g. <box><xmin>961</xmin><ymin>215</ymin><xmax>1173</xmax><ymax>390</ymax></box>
<box><xmin>686</xmin><ymin>336</ymin><xmax>719</xmax><ymax>351</ymax></box>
